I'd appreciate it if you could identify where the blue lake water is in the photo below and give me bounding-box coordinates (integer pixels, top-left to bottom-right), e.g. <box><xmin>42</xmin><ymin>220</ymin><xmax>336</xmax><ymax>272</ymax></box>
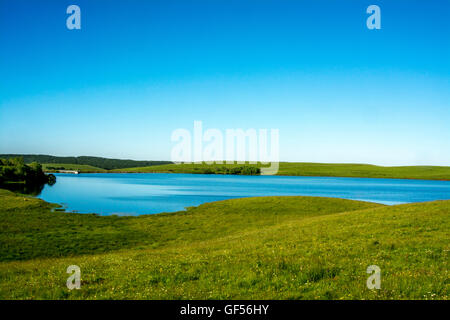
<box><xmin>38</xmin><ymin>173</ymin><xmax>450</xmax><ymax>216</ymax></box>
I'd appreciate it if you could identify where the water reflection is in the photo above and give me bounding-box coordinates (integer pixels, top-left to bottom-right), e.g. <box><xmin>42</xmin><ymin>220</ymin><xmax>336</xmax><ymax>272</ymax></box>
<box><xmin>1</xmin><ymin>177</ymin><xmax>56</xmax><ymax>196</ymax></box>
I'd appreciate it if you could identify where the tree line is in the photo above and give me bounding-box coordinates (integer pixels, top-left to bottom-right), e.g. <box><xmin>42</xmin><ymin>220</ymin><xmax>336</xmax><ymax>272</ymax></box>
<box><xmin>192</xmin><ymin>165</ymin><xmax>261</xmax><ymax>175</ymax></box>
<box><xmin>0</xmin><ymin>154</ymin><xmax>172</xmax><ymax>170</ymax></box>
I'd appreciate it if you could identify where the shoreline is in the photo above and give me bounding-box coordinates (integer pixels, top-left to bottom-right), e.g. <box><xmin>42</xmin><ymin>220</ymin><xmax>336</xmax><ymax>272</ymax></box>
<box><xmin>8</xmin><ymin>185</ymin><xmax>450</xmax><ymax>217</ymax></box>
<box><xmin>45</xmin><ymin>170</ymin><xmax>450</xmax><ymax>182</ymax></box>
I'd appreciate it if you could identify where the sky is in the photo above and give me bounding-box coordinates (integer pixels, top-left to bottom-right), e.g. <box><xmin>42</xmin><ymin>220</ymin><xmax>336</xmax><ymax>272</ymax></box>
<box><xmin>0</xmin><ymin>0</ymin><xmax>449</xmax><ymax>165</ymax></box>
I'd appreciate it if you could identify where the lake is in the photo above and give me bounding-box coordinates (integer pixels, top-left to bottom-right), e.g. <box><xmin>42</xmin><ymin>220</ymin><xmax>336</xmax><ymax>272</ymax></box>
<box><xmin>38</xmin><ymin>173</ymin><xmax>450</xmax><ymax>215</ymax></box>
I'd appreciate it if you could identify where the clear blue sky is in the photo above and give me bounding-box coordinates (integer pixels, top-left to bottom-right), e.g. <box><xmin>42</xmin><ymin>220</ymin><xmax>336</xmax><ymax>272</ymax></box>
<box><xmin>1</xmin><ymin>0</ymin><xmax>449</xmax><ymax>165</ymax></box>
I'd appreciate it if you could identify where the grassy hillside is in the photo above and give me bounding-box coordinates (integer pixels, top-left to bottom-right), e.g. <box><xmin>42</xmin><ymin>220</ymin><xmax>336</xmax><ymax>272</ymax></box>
<box><xmin>277</xmin><ymin>162</ymin><xmax>450</xmax><ymax>180</ymax></box>
<box><xmin>112</xmin><ymin>162</ymin><xmax>450</xmax><ymax>180</ymax></box>
<box><xmin>0</xmin><ymin>189</ymin><xmax>448</xmax><ymax>299</ymax></box>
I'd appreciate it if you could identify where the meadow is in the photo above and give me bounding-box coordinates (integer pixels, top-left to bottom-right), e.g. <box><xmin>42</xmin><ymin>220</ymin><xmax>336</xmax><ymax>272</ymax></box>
<box><xmin>0</xmin><ymin>188</ymin><xmax>448</xmax><ymax>299</ymax></box>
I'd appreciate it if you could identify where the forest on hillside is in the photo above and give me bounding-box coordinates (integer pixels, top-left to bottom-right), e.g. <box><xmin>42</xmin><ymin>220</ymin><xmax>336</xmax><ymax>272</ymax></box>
<box><xmin>0</xmin><ymin>155</ymin><xmax>172</xmax><ymax>170</ymax></box>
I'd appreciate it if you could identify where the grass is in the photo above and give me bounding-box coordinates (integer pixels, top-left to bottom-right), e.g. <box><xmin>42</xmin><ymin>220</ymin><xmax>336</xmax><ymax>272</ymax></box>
<box><xmin>110</xmin><ymin>162</ymin><xmax>450</xmax><ymax>180</ymax></box>
<box><xmin>0</xmin><ymin>188</ymin><xmax>448</xmax><ymax>299</ymax></box>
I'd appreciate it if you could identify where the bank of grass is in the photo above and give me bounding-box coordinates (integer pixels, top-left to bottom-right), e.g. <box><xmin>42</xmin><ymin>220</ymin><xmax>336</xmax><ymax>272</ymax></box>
<box><xmin>0</xmin><ymin>189</ymin><xmax>448</xmax><ymax>299</ymax></box>
<box><xmin>111</xmin><ymin>162</ymin><xmax>450</xmax><ymax>180</ymax></box>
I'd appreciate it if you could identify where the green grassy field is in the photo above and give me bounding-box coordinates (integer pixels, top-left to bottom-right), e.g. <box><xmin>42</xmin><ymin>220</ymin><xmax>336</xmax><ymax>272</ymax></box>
<box><xmin>111</xmin><ymin>162</ymin><xmax>450</xmax><ymax>180</ymax></box>
<box><xmin>0</xmin><ymin>189</ymin><xmax>448</xmax><ymax>299</ymax></box>
<box><xmin>42</xmin><ymin>163</ymin><xmax>107</xmax><ymax>173</ymax></box>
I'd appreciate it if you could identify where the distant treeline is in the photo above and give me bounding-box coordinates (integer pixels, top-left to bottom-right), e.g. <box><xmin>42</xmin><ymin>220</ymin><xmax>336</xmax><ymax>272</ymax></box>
<box><xmin>192</xmin><ymin>165</ymin><xmax>261</xmax><ymax>175</ymax></box>
<box><xmin>45</xmin><ymin>166</ymin><xmax>70</xmax><ymax>171</ymax></box>
<box><xmin>0</xmin><ymin>155</ymin><xmax>173</xmax><ymax>170</ymax></box>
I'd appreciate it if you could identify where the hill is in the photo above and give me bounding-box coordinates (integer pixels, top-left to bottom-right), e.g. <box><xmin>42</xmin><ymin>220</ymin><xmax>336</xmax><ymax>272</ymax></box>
<box><xmin>0</xmin><ymin>189</ymin><xmax>448</xmax><ymax>299</ymax></box>
<box><xmin>0</xmin><ymin>154</ymin><xmax>172</xmax><ymax>170</ymax></box>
